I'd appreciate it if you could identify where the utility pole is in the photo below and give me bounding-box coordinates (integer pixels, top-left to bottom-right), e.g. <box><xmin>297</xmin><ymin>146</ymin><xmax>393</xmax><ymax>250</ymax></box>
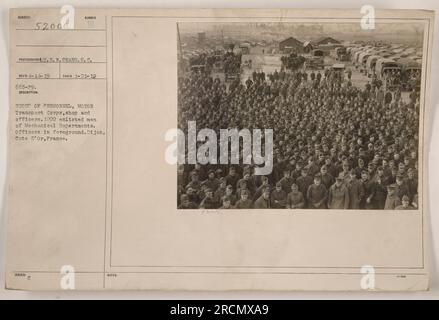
<box><xmin>177</xmin><ymin>23</ymin><xmax>184</xmax><ymax>75</ymax></box>
<box><xmin>177</xmin><ymin>23</ymin><xmax>182</xmax><ymax>57</ymax></box>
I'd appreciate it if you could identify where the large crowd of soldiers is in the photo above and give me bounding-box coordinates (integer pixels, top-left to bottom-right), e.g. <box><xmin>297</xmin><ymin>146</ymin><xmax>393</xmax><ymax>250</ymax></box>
<box><xmin>177</xmin><ymin>60</ymin><xmax>420</xmax><ymax>210</ymax></box>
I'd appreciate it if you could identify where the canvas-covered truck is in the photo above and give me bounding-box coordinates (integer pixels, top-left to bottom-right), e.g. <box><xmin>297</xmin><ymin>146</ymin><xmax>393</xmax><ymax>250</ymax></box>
<box><xmin>304</xmin><ymin>49</ymin><xmax>324</xmax><ymax>69</ymax></box>
<box><xmin>331</xmin><ymin>47</ymin><xmax>349</xmax><ymax>61</ymax></box>
<box><xmin>358</xmin><ymin>50</ymin><xmax>376</xmax><ymax>73</ymax></box>
<box><xmin>349</xmin><ymin>47</ymin><xmax>364</xmax><ymax>63</ymax></box>
<box><xmin>375</xmin><ymin>58</ymin><xmax>402</xmax><ymax>90</ymax></box>
<box><xmin>365</xmin><ymin>55</ymin><xmax>382</xmax><ymax>77</ymax></box>
<box><xmin>399</xmin><ymin>58</ymin><xmax>422</xmax><ymax>91</ymax></box>
<box><xmin>352</xmin><ymin>49</ymin><xmax>366</xmax><ymax>67</ymax></box>
<box><xmin>352</xmin><ymin>46</ymin><xmax>373</xmax><ymax>66</ymax></box>
<box><xmin>375</xmin><ymin>58</ymin><xmax>401</xmax><ymax>78</ymax></box>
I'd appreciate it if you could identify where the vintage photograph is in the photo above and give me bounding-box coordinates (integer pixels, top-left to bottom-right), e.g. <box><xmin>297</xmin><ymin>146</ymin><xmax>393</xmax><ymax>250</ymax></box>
<box><xmin>5</xmin><ymin>7</ymin><xmax>435</xmax><ymax>293</ymax></box>
<box><xmin>177</xmin><ymin>22</ymin><xmax>424</xmax><ymax>210</ymax></box>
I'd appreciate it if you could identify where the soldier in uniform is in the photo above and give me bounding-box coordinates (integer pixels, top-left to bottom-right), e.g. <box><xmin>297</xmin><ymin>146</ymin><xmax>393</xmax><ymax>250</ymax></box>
<box><xmin>199</xmin><ymin>188</ymin><xmax>220</xmax><ymax>209</ymax></box>
<box><xmin>372</xmin><ymin>176</ymin><xmax>388</xmax><ymax>209</ymax></box>
<box><xmin>320</xmin><ymin>165</ymin><xmax>335</xmax><ymax>190</ymax></box>
<box><xmin>328</xmin><ymin>176</ymin><xmax>350</xmax><ymax>209</ymax></box>
<box><xmin>346</xmin><ymin>169</ymin><xmax>364</xmax><ymax>209</ymax></box>
<box><xmin>235</xmin><ymin>189</ymin><xmax>253</xmax><ymax>209</ymax></box>
<box><xmin>287</xmin><ymin>183</ymin><xmax>305</xmax><ymax>209</ymax></box>
<box><xmin>214</xmin><ymin>177</ymin><xmax>227</xmax><ymax>204</ymax></box>
<box><xmin>307</xmin><ymin>174</ymin><xmax>328</xmax><ymax>209</ymax></box>
<box><xmin>224</xmin><ymin>185</ymin><xmax>237</xmax><ymax>206</ymax></box>
<box><xmin>225</xmin><ymin>166</ymin><xmax>240</xmax><ymax>192</ymax></box>
<box><xmin>361</xmin><ymin>170</ymin><xmax>376</xmax><ymax>209</ymax></box>
<box><xmin>254</xmin><ymin>187</ymin><xmax>271</xmax><ymax>209</ymax></box>
<box><xmin>236</xmin><ymin>167</ymin><xmax>256</xmax><ymax>197</ymax></box>
<box><xmin>278</xmin><ymin>169</ymin><xmax>295</xmax><ymax>193</ymax></box>
<box><xmin>178</xmin><ymin>194</ymin><xmax>198</xmax><ymax>209</ymax></box>
<box><xmin>271</xmin><ymin>182</ymin><xmax>287</xmax><ymax>209</ymax></box>
<box><xmin>186</xmin><ymin>170</ymin><xmax>202</xmax><ymax>193</ymax></box>
<box><xmin>202</xmin><ymin>169</ymin><xmax>220</xmax><ymax>193</ymax></box>
<box><xmin>395</xmin><ymin>174</ymin><xmax>410</xmax><ymax>201</ymax></box>
<box><xmin>296</xmin><ymin>168</ymin><xmax>313</xmax><ymax>207</ymax></box>
<box><xmin>384</xmin><ymin>184</ymin><xmax>401</xmax><ymax>209</ymax></box>
<box><xmin>220</xmin><ymin>196</ymin><xmax>233</xmax><ymax>209</ymax></box>
<box><xmin>406</xmin><ymin>168</ymin><xmax>418</xmax><ymax>200</ymax></box>
<box><xmin>395</xmin><ymin>195</ymin><xmax>415</xmax><ymax>210</ymax></box>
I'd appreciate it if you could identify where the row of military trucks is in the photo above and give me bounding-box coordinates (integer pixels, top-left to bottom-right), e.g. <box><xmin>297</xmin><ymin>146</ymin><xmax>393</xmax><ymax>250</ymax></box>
<box><xmin>303</xmin><ymin>42</ymin><xmax>421</xmax><ymax>91</ymax></box>
<box><xmin>347</xmin><ymin>44</ymin><xmax>422</xmax><ymax>91</ymax></box>
<box><xmin>304</xmin><ymin>46</ymin><xmax>349</xmax><ymax>70</ymax></box>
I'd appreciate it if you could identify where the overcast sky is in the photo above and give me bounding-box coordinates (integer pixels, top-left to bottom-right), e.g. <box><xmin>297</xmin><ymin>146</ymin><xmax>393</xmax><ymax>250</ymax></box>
<box><xmin>179</xmin><ymin>22</ymin><xmax>424</xmax><ymax>44</ymax></box>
